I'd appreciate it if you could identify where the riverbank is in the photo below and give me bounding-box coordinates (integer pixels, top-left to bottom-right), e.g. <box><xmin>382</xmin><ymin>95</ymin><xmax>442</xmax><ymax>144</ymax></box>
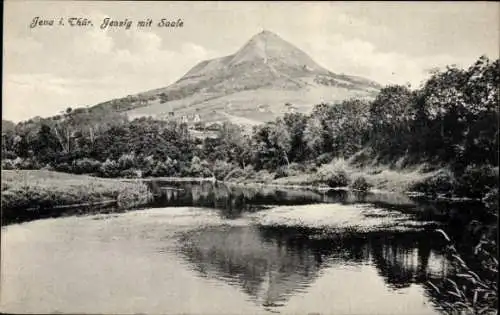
<box><xmin>2</xmin><ymin>161</ymin><xmax>497</xmax><ymax>225</ymax></box>
<box><xmin>1</xmin><ymin>170</ymin><xmax>153</xmax><ymax>224</ymax></box>
<box><xmin>226</xmin><ymin>159</ymin><xmax>498</xmax><ymax>202</ymax></box>
<box><xmin>225</xmin><ymin>159</ymin><xmax>439</xmax><ymax>193</ymax></box>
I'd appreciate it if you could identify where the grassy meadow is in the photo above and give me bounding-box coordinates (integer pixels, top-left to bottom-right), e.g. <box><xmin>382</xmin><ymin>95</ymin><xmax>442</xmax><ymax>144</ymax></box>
<box><xmin>1</xmin><ymin>170</ymin><xmax>153</xmax><ymax>224</ymax></box>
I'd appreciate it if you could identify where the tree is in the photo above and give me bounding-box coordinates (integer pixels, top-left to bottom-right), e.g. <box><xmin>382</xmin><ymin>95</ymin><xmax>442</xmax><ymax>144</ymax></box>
<box><xmin>268</xmin><ymin>118</ymin><xmax>292</xmax><ymax>167</ymax></box>
<box><xmin>303</xmin><ymin>116</ymin><xmax>324</xmax><ymax>158</ymax></box>
<box><xmin>35</xmin><ymin>124</ymin><xmax>59</xmax><ymax>164</ymax></box>
<box><xmin>368</xmin><ymin>85</ymin><xmax>416</xmax><ymax>158</ymax></box>
<box><xmin>283</xmin><ymin>112</ymin><xmax>308</xmax><ymax>162</ymax></box>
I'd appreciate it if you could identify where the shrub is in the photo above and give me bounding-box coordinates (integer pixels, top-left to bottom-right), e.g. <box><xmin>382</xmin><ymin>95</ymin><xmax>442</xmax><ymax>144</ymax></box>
<box><xmin>139</xmin><ymin>155</ymin><xmax>156</xmax><ymax>177</ymax></box>
<box><xmin>304</xmin><ymin>162</ymin><xmax>318</xmax><ymax>173</ymax></box>
<box><xmin>288</xmin><ymin>162</ymin><xmax>306</xmax><ymax>173</ymax></box>
<box><xmin>250</xmin><ymin>169</ymin><xmax>275</xmax><ymax>183</ymax></box>
<box><xmin>10</xmin><ymin>157</ymin><xmax>40</xmax><ymax>170</ymax></box>
<box><xmin>187</xmin><ymin>156</ymin><xmax>213</xmax><ymax>177</ymax></box>
<box><xmin>315</xmin><ymin>153</ymin><xmax>334</xmax><ymax>166</ymax></box>
<box><xmin>483</xmin><ymin>187</ymin><xmax>498</xmax><ymax>215</ymax></box>
<box><xmin>316</xmin><ymin>161</ymin><xmax>351</xmax><ymax>187</ymax></box>
<box><xmin>351</xmin><ymin>176</ymin><xmax>372</xmax><ymax>192</ymax></box>
<box><xmin>118</xmin><ymin>153</ymin><xmax>137</xmax><ymax>170</ymax></box>
<box><xmin>325</xmin><ymin>170</ymin><xmax>349</xmax><ymax>187</ymax></box>
<box><xmin>99</xmin><ymin>159</ymin><xmax>121</xmax><ymax>177</ymax></box>
<box><xmin>411</xmin><ymin>169</ymin><xmax>456</xmax><ymax>196</ymax></box>
<box><xmin>1</xmin><ymin>151</ymin><xmax>17</xmax><ymax>160</ymax></box>
<box><xmin>275</xmin><ymin>166</ymin><xmax>289</xmax><ymax>179</ymax></box>
<box><xmin>455</xmin><ymin>165</ymin><xmax>499</xmax><ymax>199</ymax></box>
<box><xmin>71</xmin><ymin>158</ymin><xmax>102</xmax><ymax>174</ymax></box>
<box><xmin>213</xmin><ymin>160</ymin><xmax>238</xmax><ymax>180</ymax></box>
<box><xmin>119</xmin><ymin>169</ymin><xmax>140</xmax><ymax>178</ymax></box>
<box><xmin>1</xmin><ymin>159</ymin><xmax>16</xmax><ymax>170</ymax></box>
<box><xmin>224</xmin><ymin>167</ymin><xmax>247</xmax><ymax>181</ymax></box>
<box><xmin>275</xmin><ymin>163</ymin><xmax>305</xmax><ymax>178</ymax></box>
<box><xmin>41</xmin><ymin>163</ymin><xmax>54</xmax><ymax>171</ymax></box>
<box><xmin>54</xmin><ymin>162</ymin><xmax>72</xmax><ymax>173</ymax></box>
<box><xmin>116</xmin><ymin>182</ymin><xmax>153</xmax><ymax>209</ymax></box>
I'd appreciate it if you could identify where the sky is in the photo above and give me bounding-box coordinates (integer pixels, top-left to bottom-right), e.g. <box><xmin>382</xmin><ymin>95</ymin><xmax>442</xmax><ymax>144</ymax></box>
<box><xmin>3</xmin><ymin>1</ymin><xmax>499</xmax><ymax>122</ymax></box>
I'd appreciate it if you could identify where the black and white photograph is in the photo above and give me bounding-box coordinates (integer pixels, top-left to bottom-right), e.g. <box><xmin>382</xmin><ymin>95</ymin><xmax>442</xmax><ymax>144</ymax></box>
<box><xmin>1</xmin><ymin>1</ymin><xmax>498</xmax><ymax>314</ymax></box>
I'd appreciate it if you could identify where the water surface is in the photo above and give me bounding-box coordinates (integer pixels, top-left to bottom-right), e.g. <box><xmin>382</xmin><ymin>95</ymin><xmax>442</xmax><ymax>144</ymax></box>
<box><xmin>1</xmin><ymin>182</ymin><xmax>484</xmax><ymax>314</ymax></box>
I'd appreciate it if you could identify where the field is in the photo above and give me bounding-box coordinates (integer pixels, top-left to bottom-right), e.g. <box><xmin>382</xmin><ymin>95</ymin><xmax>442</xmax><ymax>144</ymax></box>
<box><xmin>125</xmin><ymin>86</ymin><xmax>374</xmax><ymax>124</ymax></box>
<box><xmin>1</xmin><ymin>170</ymin><xmax>153</xmax><ymax>224</ymax></box>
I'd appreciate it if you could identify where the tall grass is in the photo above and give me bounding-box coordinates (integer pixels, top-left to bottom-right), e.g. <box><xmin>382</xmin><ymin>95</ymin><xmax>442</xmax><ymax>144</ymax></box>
<box><xmin>428</xmin><ymin>229</ymin><xmax>498</xmax><ymax>315</ymax></box>
<box><xmin>288</xmin><ymin>156</ymin><xmax>439</xmax><ymax>192</ymax></box>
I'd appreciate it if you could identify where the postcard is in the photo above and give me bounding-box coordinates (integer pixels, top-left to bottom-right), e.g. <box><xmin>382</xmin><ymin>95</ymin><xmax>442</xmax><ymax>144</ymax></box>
<box><xmin>2</xmin><ymin>1</ymin><xmax>498</xmax><ymax>314</ymax></box>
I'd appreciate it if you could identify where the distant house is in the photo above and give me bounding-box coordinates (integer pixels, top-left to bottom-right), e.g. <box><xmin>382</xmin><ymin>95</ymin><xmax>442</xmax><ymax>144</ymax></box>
<box><xmin>194</xmin><ymin>114</ymin><xmax>201</xmax><ymax>123</ymax></box>
<box><xmin>181</xmin><ymin>115</ymin><xmax>188</xmax><ymax>123</ymax></box>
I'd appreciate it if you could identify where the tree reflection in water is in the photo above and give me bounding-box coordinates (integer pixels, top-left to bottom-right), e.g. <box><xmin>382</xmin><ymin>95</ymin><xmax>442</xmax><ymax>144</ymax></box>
<box><xmin>148</xmin><ymin>181</ymin><xmax>485</xmax><ymax>312</ymax></box>
<box><xmin>174</xmin><ymin>225</ymin><xmax>451</xmax><ymax>309</ymax></box>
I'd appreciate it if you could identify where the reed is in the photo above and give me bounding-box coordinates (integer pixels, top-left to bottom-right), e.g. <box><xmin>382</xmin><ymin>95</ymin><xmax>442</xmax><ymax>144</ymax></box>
<box><xmin>428</xmin><ymin>229</ymin><xmax>498</xmax><ymax>315</ymax></box>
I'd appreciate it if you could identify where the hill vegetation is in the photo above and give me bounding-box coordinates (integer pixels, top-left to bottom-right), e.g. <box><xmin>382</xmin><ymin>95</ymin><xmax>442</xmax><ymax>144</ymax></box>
<box><xmin>99</xmin><ymin>30</ymin><xmax>381</xmax><ymax>123</ymax></box>
<box><xmin>2</xmin><ymin>56</ymin><xmax>498</xmax><ymax>202</ymax></box>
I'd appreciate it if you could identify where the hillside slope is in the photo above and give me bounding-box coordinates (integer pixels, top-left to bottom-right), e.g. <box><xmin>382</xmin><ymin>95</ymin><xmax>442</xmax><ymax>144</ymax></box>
<box><xmin>98</xmin><ymin>30</ymin><xmax>381</xmax><ymax>124</ymax></box>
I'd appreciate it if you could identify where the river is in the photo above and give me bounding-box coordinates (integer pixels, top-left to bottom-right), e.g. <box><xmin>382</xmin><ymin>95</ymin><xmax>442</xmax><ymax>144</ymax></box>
<box><xmin>1</xmin><ymin>182</ymin><xmax>486</xmax><ymax>314</ymax></box>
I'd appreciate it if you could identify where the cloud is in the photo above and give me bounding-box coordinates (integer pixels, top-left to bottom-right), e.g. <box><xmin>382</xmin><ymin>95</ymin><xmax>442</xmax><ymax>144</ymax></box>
<box><xmin>73</xmin><ymin>29</ymin><xmax>115</xmax><ymax>55</ymax></box>
<box><xmin>3</xmin><ymin>2</ymin><xmax>496</xmax><ymax>122</ymax></box>
<box><xmin>4</xmin><ymin>37</ymin><xmax>43</xmax><ymax>55</ymax></box>
<box><xmin>300</xmin><ymin>33</ymin><xmax>474</xmax><ymax>88</ymax></box>
<box><xmin>3</xmin><ymin>28</ymin><xmax>220</xmax><ymax>122</ymax></box>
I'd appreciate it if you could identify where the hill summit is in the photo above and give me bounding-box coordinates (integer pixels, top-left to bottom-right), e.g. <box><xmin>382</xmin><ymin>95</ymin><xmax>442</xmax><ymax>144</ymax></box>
<box><xmin>184</xmin><ymin>30</ymin><xmax>326</xmax><ymax>80</ymax></box>
<box><xmin>101</xmin><ymin>30</ymin><xmax>381</xmax><ymax>124</ymax></box>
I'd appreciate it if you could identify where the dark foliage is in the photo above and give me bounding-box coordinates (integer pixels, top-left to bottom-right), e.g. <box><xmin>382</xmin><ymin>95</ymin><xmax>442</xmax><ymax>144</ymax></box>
<box><xmin>2</xmin><ymin>56</ymin><xmax>498</xmax><ymax>199</ymax></box>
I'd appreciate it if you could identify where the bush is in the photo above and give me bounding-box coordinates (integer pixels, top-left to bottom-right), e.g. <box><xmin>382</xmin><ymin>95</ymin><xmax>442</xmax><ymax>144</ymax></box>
<box><xmin>483</xmin><ymin>187</ymin><xmax>498</xmax><ymax>214</ymax></box>
<box><xmin>288</xmin><ymin>162</ymin><xmax>306</xmax><ymax>173</ymax></box>
<box><xmin>325</xmin><ymin>171</ymin><xmax>349</xmax><ymax>187</ymax></box>
<box><xmin>71</xmin><ymin>158</ymin><xmax>102</xmax><ymax>174</ymax></box>
<box><xmin>138</xmin><ymin>155</ymin><xmax>156</xmax><ymax>177</ymax></box>
<box><xmin>304</xmin><ymin>162</ymin><xmax>318</xmax><ymax>173</ymax></box>
<box><xmin>187</xmin><ymin>156</ymin><xmax>213</xmax><ymax>177</ymax></box>
<box><xmin>316</xmin><ymin>161</ymin><xmax>351</xmax><ymax>187</ymax></box>
<box><xmin>118</xmin><ymin>153</ymin><xmax>136</xmax><ymax>170</ymax></box>
<box><xmin>315</xmin><ymin>153</ymin><xmax>334</xmax><ymax>166</ymax></box>
<box><xmin>10</xmin><ymin>157</ymin><xmax>40</xmax><ymax>170</ymax></box>
<box><xmin>116</xmin><ymin>182</ymin><xmax>153</xmax><ymax>209</ymax></box>
<box><xmin>224</xmin><ymin>167</ymin><xmax>248</xmax><ymax>181</ymax></box>
<box><xmin>54</xmin><ymin>162</ymin><xmax>72</xmax><ymax>173</ymax></box>
<box><xmin>275</xmin><ymin>163</ymin><xmax>306</xmax><ymax>179</ymax></box>
<box><xmin>99</xmin><ymin>159</ymin><xmax>121</xmax><ymax>177</ymax></box>
<box><xmin>455</xmin><ymin>165</ymin><xmax>499</xmax><ymax>198</ymax></box>
<box><xmin>275</xmin><ymin>166</ymin><xmax>289</xmax><ymax>179</ymax></box>
<box><xmin>250</xmin><ymin>169</ymin><xmax>275</xmax><ymax>183</ymax></box>
<box><xmin>351</xmin><ymin>176</ymin><xmax>372</xmax><ymax>191</ymax></box>
<box><xmin>1</xmin><ymin>159</ymin><xmax>16</xmax><ymax>170</ymax></box>
<box><xmin>119</xmin><ymin>169</ymin><xmax>141</xmax><ymax>178</ymax></box>
<box><xmin>1</xmin><ymin>151</ymin><xmax>17</xmax><ymax>160</ymax></box>
<box><xmin>411</xmin><ymin>169</ymin><xmax>456</xmax><ymax>196</ymax></box>
<box><xmin>41</xmin><ymin>163</ymin><xmax>54</xmax><ymax>171</ymax></box>
<box><xmin>213</xmin><ymin>160</ymin><xmax>238</xmax><ymax>180</ymax></box>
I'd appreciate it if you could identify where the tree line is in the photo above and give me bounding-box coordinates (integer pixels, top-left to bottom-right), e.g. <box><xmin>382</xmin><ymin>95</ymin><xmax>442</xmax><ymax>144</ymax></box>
<box><xmin>2</xmin><ymin>56</ymin><xmax>498</xmax><ymax>197</ymax></box>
